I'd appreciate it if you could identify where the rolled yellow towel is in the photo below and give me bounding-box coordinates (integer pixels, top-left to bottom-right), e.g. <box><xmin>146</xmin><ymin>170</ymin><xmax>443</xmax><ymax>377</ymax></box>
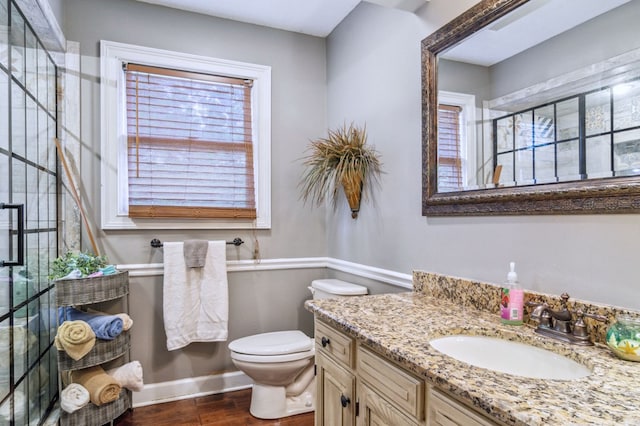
<box><xmin>115</xmin><ymin>313</ymin><xmax>133</xmax><ymax>331</ymax></box>
<box><xmin>70</xmin><ymin>366</ymin><xmax>121</xmax><ymax>406</ymax></box>
<box><xmin>55</xmin><ymin>321</ymin><xmax>96</xmax><ymax>361</ymax></box>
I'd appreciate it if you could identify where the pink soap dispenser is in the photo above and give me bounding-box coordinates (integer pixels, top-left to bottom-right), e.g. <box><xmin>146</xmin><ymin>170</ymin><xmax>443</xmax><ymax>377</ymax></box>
<box><xmin>500</xmin><ymin>262</ymin><xmax>523</xmax><ymax>325</ymax></box>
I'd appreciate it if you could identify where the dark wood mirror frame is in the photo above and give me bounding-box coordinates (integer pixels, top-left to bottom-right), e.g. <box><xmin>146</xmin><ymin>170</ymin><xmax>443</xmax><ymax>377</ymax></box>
<box><xmin>422</xmin><ymin>0</ymin><xmax>640</xmax><ymax>216</ymax></box>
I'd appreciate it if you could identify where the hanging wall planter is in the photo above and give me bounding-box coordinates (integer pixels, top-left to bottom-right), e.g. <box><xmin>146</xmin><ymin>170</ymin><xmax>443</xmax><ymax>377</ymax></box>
<box><xmin>299</xmin><ymin>123</ymin><xmax>382</xmax><ymax>218</ymax></box>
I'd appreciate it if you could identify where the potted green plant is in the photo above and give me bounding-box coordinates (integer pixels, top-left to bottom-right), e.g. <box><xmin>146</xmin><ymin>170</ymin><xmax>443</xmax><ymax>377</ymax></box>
<box><xmin>299</xmin><ymin>123</ymin><xmax>383</xmax><ymax>218</ymax></box>
<box><xmin>50</xmin><ymin>251</ymin><xmax>127</xmax><ymax>306</ymax></box>
<box><xmin>49</xmin><ymin>251</ymin><xmax>109</xmax><ymax>281</ymax></box>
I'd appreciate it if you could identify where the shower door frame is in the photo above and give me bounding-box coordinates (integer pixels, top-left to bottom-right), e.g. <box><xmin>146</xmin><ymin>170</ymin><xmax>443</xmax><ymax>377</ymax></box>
<box><xmin>0</xmin><ymin>0</ymin><xmax>60</xmax><ymax>424</ymax></box>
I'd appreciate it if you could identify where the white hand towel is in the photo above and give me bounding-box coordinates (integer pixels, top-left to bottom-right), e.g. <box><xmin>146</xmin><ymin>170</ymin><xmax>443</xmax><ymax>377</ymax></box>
<box><xmin>163</xmin><ymin>241</ymin><xmax>228</xmax><ymax>351</ymax></box>
<box><xmin>106</xmin><ymin>360</ymin><xmax>144</xmax><ymax>391</ymax></box>
<box><xmin>60</xmin><ymin>384</ymin><xmax>90</xmax><ymax>413</ymax></box>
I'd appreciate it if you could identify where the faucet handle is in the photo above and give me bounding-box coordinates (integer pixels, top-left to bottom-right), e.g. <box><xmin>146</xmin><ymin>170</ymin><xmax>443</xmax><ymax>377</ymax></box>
<box><xmin>525</xmin><ymin>301</ymin><xmax>548</xmax><ymax>321</ymax></box>
<box><xmin>582</xmin><ymin>311</ymin><xmax>608</xmax><ymax>323</ymax></box>
<box><xmin>572</xmin><ymin>310</ymin><xmax>607</xmax><ymax>342</ymax></box>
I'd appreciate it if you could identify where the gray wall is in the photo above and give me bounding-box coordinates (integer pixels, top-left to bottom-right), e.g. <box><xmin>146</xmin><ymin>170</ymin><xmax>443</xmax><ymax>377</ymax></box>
<box><xmin>47</xmin><ymin>0</ymin><xmax>63</xmax><ymax>29</ymax></box>
<box><xmin>64</xmin><ymin>0</ymin><xmax>329</xmax><ymax>266</ymax></box>
<box><xmin>62</xmin><ymin>0</ymin><xmax>404</xmax><ymax>385</ymax></box>
<box><xmin>438</xmin><ymin>59</ymin><xmax>490</xmax><ymax>105</ymax></box>
<box><xmin>327</xmin><ymin>0</ymin><xmax>640</xmax><ymax>310</ymax></box>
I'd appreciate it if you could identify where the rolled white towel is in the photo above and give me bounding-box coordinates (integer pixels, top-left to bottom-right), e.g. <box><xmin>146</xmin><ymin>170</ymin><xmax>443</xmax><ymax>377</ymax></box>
<box><xmin>107</xmin><ymin>360</ymin><xmax>144</xmax><ymax>391</ymax></box>
<box><xmin>60</xmin><ymin>384</ymin><xmax>90</xmax><ymax>413</ymax></box>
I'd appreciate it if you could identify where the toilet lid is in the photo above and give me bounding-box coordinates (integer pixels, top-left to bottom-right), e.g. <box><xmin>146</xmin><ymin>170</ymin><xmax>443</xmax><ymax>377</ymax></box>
<box><xmin>311</xmin><ymin>279</ymin><xmax>368</xmax><ymax>295</ymax></box>
<box><xmin>229</xmin><ymin>330</ymin><xmax>313</xmax><ymax>355</ymax></box>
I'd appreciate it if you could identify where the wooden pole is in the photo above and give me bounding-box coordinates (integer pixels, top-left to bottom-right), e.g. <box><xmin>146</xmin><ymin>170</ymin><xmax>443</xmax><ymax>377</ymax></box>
<box><xmin>54</xmin><ymin>137</ymin><xmax>100</xmax><ymax>256</ymax></box>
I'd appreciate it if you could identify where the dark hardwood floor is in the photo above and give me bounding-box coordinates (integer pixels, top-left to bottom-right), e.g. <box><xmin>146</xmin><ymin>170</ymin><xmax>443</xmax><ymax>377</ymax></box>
<box><xmin>113</xmin><ymin>389</ymin><xmax>315</xmax><ymax>426</ymax></box>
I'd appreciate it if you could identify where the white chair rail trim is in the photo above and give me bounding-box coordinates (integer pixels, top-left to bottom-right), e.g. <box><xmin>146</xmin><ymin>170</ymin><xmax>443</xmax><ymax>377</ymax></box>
<box><xmin>117</xmin><ymin>257</ymin><xmax>413</xmax><ymax>289</ymax></box>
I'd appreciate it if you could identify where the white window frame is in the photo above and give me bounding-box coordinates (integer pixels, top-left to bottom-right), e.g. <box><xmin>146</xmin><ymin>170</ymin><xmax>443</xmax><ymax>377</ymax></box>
<box><xmin>100</xmin><ymin>40</ymin><xmax>271</xmax><ymax>229</ymax></box>
<box><xmin>438</xmin><ymin>90</ymin><xmax>477</xmax><ymax>189</ymax></box>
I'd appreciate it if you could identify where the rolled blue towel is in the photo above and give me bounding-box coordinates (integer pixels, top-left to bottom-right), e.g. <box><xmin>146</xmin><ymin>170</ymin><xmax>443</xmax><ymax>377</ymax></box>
<box><xmin>99</xmin><ymin>265</ymin><xmax>117</xmax><ymax>276</ymax></box>
<box><xmin>58</xmin><ymin>307</ymin><xmax>124</xmax><ymax>340</ymax></box>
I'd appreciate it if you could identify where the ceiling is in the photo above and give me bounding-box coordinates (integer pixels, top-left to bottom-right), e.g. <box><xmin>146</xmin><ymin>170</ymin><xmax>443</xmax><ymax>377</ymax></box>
<box><xmin>442</xmin><ymin>0</ymin><xmax>631</xmax><ymax>66</ymax></box>
<box><xmin>133</xmin><ymin>0</ymin><xmax>427</xmax><ymax>37</ymax></box>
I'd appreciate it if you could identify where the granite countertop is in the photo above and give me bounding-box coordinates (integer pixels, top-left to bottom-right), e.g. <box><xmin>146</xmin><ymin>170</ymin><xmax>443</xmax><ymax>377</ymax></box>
<box><xmin>305</xmin><ymin>292</ymin><xmax>640</xmax><ymax>426</ymax></box>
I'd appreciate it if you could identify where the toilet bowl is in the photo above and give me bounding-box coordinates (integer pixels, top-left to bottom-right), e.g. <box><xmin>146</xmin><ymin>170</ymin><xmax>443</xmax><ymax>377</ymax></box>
<box><xmin>228</xmin><ymin>279</ymin><xmax>368</xmax><ymax>419</ymax></box>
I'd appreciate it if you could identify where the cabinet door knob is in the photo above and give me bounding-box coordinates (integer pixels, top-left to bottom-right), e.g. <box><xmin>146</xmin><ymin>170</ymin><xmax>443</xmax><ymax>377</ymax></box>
<box><xmin>340</xmin><ymin>394</ymin><xmax>350</xmax><ymax>408</ymax></box>
<box><xmin>321</xmin><ymin>336</ymin><xmax>330</xmax><ymax>347</ymax></box>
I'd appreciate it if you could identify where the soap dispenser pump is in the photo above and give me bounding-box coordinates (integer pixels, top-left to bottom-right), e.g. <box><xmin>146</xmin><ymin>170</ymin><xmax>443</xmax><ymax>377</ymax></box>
<box><xmin>501</xmin><ymin>262</ymin><xmax>524</xmax><ymax>325</ymax></box>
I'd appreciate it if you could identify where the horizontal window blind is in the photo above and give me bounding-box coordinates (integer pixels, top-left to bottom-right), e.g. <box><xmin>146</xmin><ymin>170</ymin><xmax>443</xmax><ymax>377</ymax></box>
<box><xmin>125</xmin><ymin>63</ymin><xmax>256</xmax><ymax>219</ymax></box>
<box><xmin>438</xmin><ymin>104</ymin><xmax>463</xmax><ymax>192</ymax></box>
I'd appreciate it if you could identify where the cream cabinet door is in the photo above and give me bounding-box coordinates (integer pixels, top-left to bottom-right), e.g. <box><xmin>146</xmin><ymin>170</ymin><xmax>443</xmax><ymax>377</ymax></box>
<box><xmin>357</xmin><ymin>381</ymin><xmax>421</xmax><ymax>426</ymax></box>
<box><xmin>316</xmin><ymin>350</ymin><xmax>356</xmax><ymax>426</ymax></box>
<box><xmin>428</xmin><ymin>388</ymin><xmax>498</xmax><ymax>426</ymax></box>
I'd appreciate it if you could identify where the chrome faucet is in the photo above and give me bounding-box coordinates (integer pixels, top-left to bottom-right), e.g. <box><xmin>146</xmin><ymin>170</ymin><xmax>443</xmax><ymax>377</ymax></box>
<box><xmin>526</xmin><ymin>293</ymin><xmax>606</xmax><ymax>346</ymax></box>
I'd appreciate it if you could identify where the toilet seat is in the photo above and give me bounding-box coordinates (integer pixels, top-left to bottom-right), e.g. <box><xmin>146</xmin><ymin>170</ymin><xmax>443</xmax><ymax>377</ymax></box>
<box><xmin>230</xmin><ymin>348</ymin><xmax>314</xmax><ymax>363</ymax></box>
<box><xmin>229</xmin><ymin>330</ymin><xmax>315</xmax><ymax>363</ymax></box>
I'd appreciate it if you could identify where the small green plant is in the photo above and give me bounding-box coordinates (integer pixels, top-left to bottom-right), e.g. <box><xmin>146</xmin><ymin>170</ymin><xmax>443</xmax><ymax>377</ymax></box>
<box><xmin>49</xmin><ymin>251</ymin><xmax>108</xmax><ymax>280</ymax></box>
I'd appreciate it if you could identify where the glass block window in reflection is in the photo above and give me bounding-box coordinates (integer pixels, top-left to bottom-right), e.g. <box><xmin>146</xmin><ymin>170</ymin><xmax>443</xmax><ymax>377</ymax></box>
<box><xmin>613</xmin><ymin>80</ymin><xmax>640</xmax><ymax>131</ymax></box>
<box><xmin>556</xmin><ymin>98</ymin><xmax>579</xmax><ymax>141</ymax></box>
<box><xmin>496</xmin><ymin>116</ymin><xmax>513</xmax><ymax>152</ymax></box>
<box><xmin>514</xmin><ymin>111</ymin><xmax>533</xmax><ymax>149</ymax></box>
<box><xmin>586</xmin><ymin>89</ymin><xmax>611</xmax><ymax>136</ymax></box>
<box><xmin>492</xmin><ymin>77</ymin><xmax>640</xmax><ymax>186</ymax></box>
<box><xmin>557</xmin><ymin>140</ymin><xmax>580</xmax><ymax>181</ymax></box>
<box><xmin>614</xmin><ymin>129</ymin><xmax>640</xmax><ymax>175</ymax></box>
<box><xmin>496</xmin><ymin>152</ymin><xmax>514</xmax><ymax>186</ymax></box>
<box><xmin>535</xmin><ymin>144</ymin><xmax>556</xmax><ymax>183</ymax></box>
<box><xmin>533</xmin><ymin>106</ymin><xmax>555</xmax><ymax>146</ymax></box>
<box><xmin>586</xmin><ymin>135</ymin><xmax>612</xmax><ymax>178</ymax></box>
<box><xmin>514</xmin><ymin>148</ymin><xmax>533</xmax><ymax>185</ymax></box>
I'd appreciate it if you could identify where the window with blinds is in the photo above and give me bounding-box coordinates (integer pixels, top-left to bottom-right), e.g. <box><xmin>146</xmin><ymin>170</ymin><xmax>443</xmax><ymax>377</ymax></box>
<box><xmin>437</xmin><ymin>104</ymin><xmax>463</xmax><ymax>192</ymax></box>
<box><xmin>124</xmin><ymin>63</ymin><xmax>256</xmax><ymax>219</ymax></box>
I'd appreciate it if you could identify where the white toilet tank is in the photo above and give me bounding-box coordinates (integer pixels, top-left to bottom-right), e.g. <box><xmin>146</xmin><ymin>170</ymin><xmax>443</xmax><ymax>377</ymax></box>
<box><xmin>309</xmin><ymin>279</ymin><xmax>368</xmax><ymax>299</ymax></box>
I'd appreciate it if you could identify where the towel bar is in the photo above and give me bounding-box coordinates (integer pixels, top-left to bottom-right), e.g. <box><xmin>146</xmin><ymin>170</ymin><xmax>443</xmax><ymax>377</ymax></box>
<box><xmin>150</xmin><ymin>238</ymin><xmax>244</xmax><ymax>248</ymax></box>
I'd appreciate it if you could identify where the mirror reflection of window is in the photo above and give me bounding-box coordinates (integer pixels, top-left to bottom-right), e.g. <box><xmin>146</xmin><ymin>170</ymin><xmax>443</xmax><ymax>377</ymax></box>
<box><xmin>437</xmin><ymin>104</ymin><xmax>463</xmax><ymax>192</ymax></box>
<box><xmin>491</xmin><ymin>77</ymin><xmax>640</xmax><ymax>186</ymax></box>
<box><xmin>437</xmin><ymin>91</ymin><xmax>477</xmax><ymax>192</ymax></box>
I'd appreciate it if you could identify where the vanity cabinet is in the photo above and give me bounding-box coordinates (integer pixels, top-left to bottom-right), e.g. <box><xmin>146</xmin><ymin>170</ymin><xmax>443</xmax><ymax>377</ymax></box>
<box><xmin>314</xmin><ymin>319</ymin><xmax>424</xmax><ymax>426</ymax></box>
<box><xmin>314</xmin><ymin>319</ymin><xmax>501</xmax><ymax>426</ymax></box>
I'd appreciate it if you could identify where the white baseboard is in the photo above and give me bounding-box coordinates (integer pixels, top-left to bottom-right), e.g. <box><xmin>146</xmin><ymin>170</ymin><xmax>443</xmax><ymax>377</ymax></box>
<box><xmin>132</xmin><ymin>371</ymin><xmax>253</xmax><ymax>407</ymax></box>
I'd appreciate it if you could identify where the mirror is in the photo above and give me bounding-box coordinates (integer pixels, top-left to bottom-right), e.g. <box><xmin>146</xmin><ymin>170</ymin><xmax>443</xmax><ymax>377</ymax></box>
<box><xmin>422</xmin><ymin>0</ymin><xmax>640</xmax><ymax>215</ymax></box>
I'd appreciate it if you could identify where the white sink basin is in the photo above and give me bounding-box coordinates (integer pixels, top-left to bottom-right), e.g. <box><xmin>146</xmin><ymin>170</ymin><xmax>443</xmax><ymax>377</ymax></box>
<box><xmin>429</xmin><ymin>335</ymin><xmax>591</xmax><ymax>380</ymax></box>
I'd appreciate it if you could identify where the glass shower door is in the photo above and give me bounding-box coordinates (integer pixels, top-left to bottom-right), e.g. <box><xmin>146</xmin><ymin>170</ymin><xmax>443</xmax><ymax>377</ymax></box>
<box><xmin>0</xmin><ymin>0</ymin><xmax>58</xmax><ymax>423</ymax></box>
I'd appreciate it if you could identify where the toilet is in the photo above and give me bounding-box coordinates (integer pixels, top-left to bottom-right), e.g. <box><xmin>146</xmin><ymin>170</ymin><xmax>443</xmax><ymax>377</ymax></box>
<box><xmin>228</xmin><ymin>278</ymin><xmax>368</xmax><ymax>419</ymax></box>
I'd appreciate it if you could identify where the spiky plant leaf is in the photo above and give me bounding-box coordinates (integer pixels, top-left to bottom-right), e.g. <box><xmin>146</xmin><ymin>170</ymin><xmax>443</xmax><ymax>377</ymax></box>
<box><xmin>299</xmin><ymin>123</ymin><xmax>383</xmax><ymax>209</ymax></box>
